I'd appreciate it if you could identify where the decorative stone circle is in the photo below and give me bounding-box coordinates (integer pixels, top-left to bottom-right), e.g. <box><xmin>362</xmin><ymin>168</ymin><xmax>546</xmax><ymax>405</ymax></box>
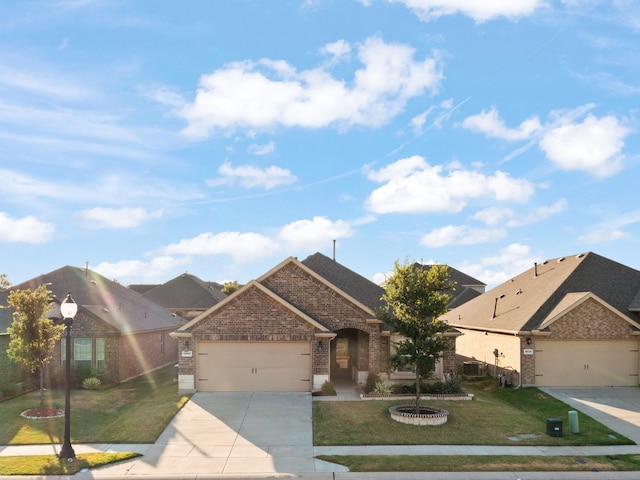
<box><xmin>388</xmin><ymin>405</ymin><xmax>449</xmax><ymax>426</ymax></box>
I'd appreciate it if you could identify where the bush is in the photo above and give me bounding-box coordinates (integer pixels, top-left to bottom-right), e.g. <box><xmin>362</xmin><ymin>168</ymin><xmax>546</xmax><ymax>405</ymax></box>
<box><xmin>364</xmin><ymin>373</ymin><xmax>382</xmax><ymax>394</ymax></box>
<box><xmin>321</xmin><ymin>381</ymin><xmax>336</xmax><ymax>395</ymax></box>
<box><xmin>373</xmin><ymin>382</ymin><xmax>392</xmax><ymax>395</ymax></box>
<box><xmin>82</xmin><ymin>377</ymin><xmax>102</xmax><ymax>390</ymax></box>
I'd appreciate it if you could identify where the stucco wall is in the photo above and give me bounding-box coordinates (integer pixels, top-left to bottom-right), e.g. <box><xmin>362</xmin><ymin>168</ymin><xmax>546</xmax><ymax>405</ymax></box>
<box><xmin>455</xmin><ymin>329</ymin><xmax>522</xmax><ymax>378</ymax></box>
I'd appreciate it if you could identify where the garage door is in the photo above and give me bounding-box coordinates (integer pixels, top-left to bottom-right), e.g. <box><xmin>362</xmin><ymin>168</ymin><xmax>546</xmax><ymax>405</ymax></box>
<box><xmin>197</xmin><ymin>341</ymin><xmax>311</xmax><ymax>392</ymax></box>
<box><xmin>535</xmin><ymin>339</ymin><xmax>639</xmax><ymax>387</ymax></box>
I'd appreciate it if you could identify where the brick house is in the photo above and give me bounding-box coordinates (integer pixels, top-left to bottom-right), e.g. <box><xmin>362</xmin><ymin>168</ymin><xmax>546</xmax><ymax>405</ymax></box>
<box><xmin>138</xmin><ymin>273</ymin><xmax>227</xmax><ymax>321</ymax></box>
<box><xmin>444</xmin><ymin>252</ymin><xmax>640</xmax><ymax>387</ymax></box>
<box><xmin>2</xmin><ymin>265</ymin><xmax>185</xmax><ymax>386</ymax></box>
<box><xmin>172</xmin><ymin>252</ymin><xmax>461</xmax><ymax>393</ymax></box>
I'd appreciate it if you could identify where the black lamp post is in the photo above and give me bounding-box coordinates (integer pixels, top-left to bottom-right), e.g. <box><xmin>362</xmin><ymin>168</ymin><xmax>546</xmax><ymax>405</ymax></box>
<box><xmin>59</xmin><ymin>292</ymin><xmax>78</xmax><ymax>461</ymax></box>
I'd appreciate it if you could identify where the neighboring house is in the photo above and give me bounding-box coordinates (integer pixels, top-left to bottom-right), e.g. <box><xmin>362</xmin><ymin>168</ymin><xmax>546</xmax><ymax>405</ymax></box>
<box><xmin>139</xmin><ymin>273</ymin><xmax>226</xmax><ymax>321</ymax></box>
<box><xmin>2</xmin><ymin>265</ymin><xmax>184</xmax><ymax>385</ymax></box>
<box><xmin>0</xmin><ymin>290</ymin><xmax>31</xmax><ymax>398</ymax></box>
<box><xmin>172</xmin><ymin>252</ymin><xmax>462</xmax><ymax>393</ymax></box>
<box><xmin>414</xmin><ymin>263</ymin><xmax>486</xmax><ymax>308</ymax></box>
<box><xmin>444</xmin><ymin>252</ymin><xmax>640</xmax><ymax>387</ymax></box>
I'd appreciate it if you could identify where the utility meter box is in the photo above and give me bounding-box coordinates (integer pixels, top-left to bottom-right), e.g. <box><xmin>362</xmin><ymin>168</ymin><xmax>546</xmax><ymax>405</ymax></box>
<box><xmin>547</xmin><ymin>418</ymin><xmax>563</xmax><ymax>437</ymax></box>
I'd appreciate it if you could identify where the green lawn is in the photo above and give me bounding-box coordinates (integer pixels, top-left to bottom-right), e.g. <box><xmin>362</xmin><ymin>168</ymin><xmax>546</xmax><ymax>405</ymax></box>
<box><xmin>318</xmin><ymin>454</ymin><xmax>640</xmax><ymax>472</ymax></box>
<box><xmin>0</xmin><ymin>364</ymin><xmax>190</xmax><ymax>445</ymax></box>
<box><xmin>313</xmin><ymin>379</ymin><xmax>633</xmax><ymax>446</ymax></box>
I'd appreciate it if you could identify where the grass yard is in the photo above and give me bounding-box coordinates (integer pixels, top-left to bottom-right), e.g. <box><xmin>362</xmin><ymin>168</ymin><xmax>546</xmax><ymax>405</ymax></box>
<box><xmin>0</xmin><ymin>364</ymin><xmax>190</xmax><ymax>445</ymax></box>
<box><xmin>317</xmin><ymin>454</ymin><xmax>640</xmax><ymax>472</ymax></box>
<box><xmin>0</xmin><ymin>452</ymin><xmax>140</xmax><ymax>476</ymax></box>
<box><xmin>313</xmin><ymin>379</ymin><xmax>633</xmax><ymax>446</ymax></box>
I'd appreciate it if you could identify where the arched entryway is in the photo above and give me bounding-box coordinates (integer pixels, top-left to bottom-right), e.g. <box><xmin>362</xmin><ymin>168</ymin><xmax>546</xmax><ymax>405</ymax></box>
<box><xmin>330</xmin><ymin>328</ymin><xmax>370</xmax><ymax>382</ymax></box>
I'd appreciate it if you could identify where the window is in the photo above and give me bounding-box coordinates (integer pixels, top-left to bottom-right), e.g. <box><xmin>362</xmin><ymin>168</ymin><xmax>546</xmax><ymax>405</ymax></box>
<box><xmin>96</xmin><ymin>338</ymin><xmax>105</xmax><ymax>372</ymax></box>
<box><xmin>74</xmin><ymin>338</ymin><xmax>92</xmax><ymax>372</ymax></box>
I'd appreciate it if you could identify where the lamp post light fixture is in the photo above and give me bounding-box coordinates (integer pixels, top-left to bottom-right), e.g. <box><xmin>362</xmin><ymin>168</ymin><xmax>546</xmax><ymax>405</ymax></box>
<box><xmin>59</xmin><ymin>292</ymin><xmax>78</xmax><ymax>461</ymax></box>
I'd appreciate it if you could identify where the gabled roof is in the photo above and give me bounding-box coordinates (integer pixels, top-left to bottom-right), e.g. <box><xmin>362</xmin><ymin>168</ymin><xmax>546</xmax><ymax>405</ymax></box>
<box><xmin>1</xmin><ymin>266</ymin><xmax>184</xmax><ymax>334</ymax></box>
<box><xmin>301</xmin><ymin>252</ymin><xmax>385</xmax><ymax>310</ymax></box>
<box><xmin>414</xmin><ymin>263</ymin><xmax>485</xmax><ymax>309</ymax></box>
<box><xmin>176</xmin><ymin>280</ymin><xmax>331</xmax><ymax>333</ymax></box>
<box><xmin>445</xmin><ymin>252</ymin><xmax>640</xmax><ymax>334</ymax></box>
<box><xmin>142</xmin><ymin>273</ymin><xmax>226</xmax><ymax>309</ymax></box>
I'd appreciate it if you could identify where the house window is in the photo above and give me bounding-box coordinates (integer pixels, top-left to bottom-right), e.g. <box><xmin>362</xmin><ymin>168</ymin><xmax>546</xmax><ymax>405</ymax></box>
<box><xmin>96</xmin><ymin>338</ymin><xmax>105</xmax><ymax>372</ymax></box>
<box><xmin>74</xmin><ymin>338</ymin><xmax>92</xmax><ymax>372</ymax></box>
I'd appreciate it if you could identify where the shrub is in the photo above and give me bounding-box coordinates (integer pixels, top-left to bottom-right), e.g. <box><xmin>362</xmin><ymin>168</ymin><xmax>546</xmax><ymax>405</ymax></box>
<box><xmin>321</xmin><ymin>381</ymin><xmax>336</xmax><ymax>396</ymax></box>
<box><xmin>373</xmin><ymin>382</ymin><xmax>392</xmax><ymax>395</ymax></box>
<box><xmin>82</xmin><ymin>377</ymin><xmax>102</xmax><ymax>390</ymax></box>
<box><xmin>364</xmin><ymin>373</ymin><xmax>382</xmax><ymax>394</ymax></box>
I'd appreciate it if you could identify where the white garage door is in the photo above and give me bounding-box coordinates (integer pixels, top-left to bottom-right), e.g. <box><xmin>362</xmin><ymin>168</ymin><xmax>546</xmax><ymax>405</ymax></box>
<box><xmin>535</xmin><ymin>339</ymin><xmax>639</xmax><ymax>387</ymax></box>
<box><xmin>197</xmin><ymin>341</ymin><xmax>311</xmax><ymax>392</ymax></box>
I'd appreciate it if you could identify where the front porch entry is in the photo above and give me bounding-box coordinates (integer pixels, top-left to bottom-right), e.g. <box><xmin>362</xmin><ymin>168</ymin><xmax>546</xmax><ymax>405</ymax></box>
<box><xmin>330</xmin><ymin>328</ymin><xmax>370</xmax><ymax>383</ymax></box>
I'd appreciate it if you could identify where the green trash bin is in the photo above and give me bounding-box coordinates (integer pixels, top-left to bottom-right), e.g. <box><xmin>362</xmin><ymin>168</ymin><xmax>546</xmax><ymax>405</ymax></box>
<box><xmin>568</xmin><ymin>410</ymin><xmax>579</xmax><ymax>433</ymax></box>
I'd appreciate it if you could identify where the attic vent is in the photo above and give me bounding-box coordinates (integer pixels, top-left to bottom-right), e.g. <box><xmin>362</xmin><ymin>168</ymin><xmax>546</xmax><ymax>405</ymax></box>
<box><xmin>91</xmin><ymin>280</ymin><xmax>97</xmax><ymax>285</ymax></box>
<box><xmin>576</xmin><ymin>253</ymin><xmax>585</xmax><ymax>259</ymax></box>
<box><xmin>103</xmin><ymin>308</ymin><xmax>110</xmax><ymax>313</ymax></box>
<box><xmin>516</xmin><ymin>289</ymin><xmax>523</xmax><ymax>295</ymax></box>
<box><xmin>542</xmin><ymin>260</ymin><xmax>548</xmax><ymax>265</ymax></box>
<box><xmin>558</xmin><ymin>257</ymin><xmax>565</xmax><ymax>263</ymax></box>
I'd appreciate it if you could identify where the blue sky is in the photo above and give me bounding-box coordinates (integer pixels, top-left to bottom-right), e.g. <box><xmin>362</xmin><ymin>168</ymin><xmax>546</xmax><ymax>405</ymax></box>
<box><xmin>1</xmin><ymin>0</ymin><xmax>639</xmax><ymax>289</ymax></box>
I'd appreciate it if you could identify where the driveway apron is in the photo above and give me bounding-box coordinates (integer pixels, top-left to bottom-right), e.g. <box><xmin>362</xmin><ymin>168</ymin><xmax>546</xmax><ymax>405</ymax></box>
<box><xmin>98</xmin><ymin>392</ymin><xmax>322</xmax><ymax>476</ymax></box>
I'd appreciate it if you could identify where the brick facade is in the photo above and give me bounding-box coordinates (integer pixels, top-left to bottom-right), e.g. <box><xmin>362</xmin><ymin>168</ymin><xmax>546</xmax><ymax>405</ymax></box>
<box><xmin>49</xmin><ymin>310</ymin><xmax>178</xmax><ymax>385</ymax></box>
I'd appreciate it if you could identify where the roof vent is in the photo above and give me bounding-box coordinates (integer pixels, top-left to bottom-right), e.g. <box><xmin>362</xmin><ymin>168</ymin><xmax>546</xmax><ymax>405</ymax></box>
<box><xmin>576</xmin><ymin>253</ymin><xmax>585</xmax><ymax>259</ymax></box>
<box><xmin>103</xmin><ymin>308</ymin><xmax>110</xmax><ymax>313</ymax></box>
<box><xmin>558</xmin><ymin>257</ymin><xmax>565</xmax><ymax>263</ymax></box>
<box><xmin>516</xmin><ymin>289</ymin><xmax>523</xmax><ymax>295</ymax></box>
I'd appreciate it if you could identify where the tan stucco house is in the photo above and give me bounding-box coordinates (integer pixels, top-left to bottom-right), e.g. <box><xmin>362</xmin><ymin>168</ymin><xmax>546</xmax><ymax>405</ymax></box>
<box><xmin>444</xmin><ymin>252</ymin><xmax>640</xmax><ymax>387</ymax></box>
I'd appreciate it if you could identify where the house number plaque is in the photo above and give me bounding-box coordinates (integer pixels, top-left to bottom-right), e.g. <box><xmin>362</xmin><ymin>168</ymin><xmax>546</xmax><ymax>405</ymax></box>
<box><xmin>182</xmin><ymin>350</ymin><xmax>193</xmax><ymax>357</ymax></box>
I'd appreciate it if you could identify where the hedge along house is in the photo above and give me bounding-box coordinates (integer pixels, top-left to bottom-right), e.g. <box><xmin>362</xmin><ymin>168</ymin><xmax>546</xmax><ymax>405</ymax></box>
<box><xmin>4</xmin><ymin>265</ymin><xmax>185</xmax><ymax>385</ymax></box>
<box><xmin>444</xmin><ymin>252</ymin><xmax>640</xmax><ymax>387</ymax></box>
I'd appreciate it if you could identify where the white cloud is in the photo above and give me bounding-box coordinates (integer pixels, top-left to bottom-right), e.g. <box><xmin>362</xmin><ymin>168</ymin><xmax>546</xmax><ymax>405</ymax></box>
<box><xmin>473</xmin><ymin>206</ymin><xmax>514</xmax><ymax>226</ymax></box>
<box><xmin>459</xmin><ymin>107</ymin><xmax>542</xmax><ymax>141</ymax></box>
<box><xmin>248</xmin><ymin>140</ymin><xmax>276</xmax><ymax>156</ymax></box>
<box><xmin>179</xmin><ymin>36</ymin><xmax>443</xmax><ymax>137</ymax></box>
<box><xmin>462</xmin><ymin>105</ymin><xmax>632</xmax><ymax>177</ymax></box>
<box><xmin>473</xmin><ymin>199</ymin><xmax>567</xmax><ymax>227</ymax></box>
<box><xmin>0</xmin><ymin>212</ymin><xmax>54</xmax><ymax>243</ymax></box>
<box><xmin>158</xmin><ymin>232</ymin><xmax>279</xmax><ymax>263</ymax></box>
<box><xmin>207</xmin><ymin>161</ymin><xmax>297</xmax><ymax>190</ymax></box>
<box><xmin>457</xmin><ymin>243</ymin><xmax>539</xmax><ymax>288</ymax></box>
<box><xmin>420</xmin><ymin>225</ymin><xmax>506</xmax><ymax>247</ymax></box>
<box><xmin>365</xmin><ymin>156</ymin><xmax>535</xmax><ymax>214</ymax></box>
<box><xmin>506</xmin><ymin>198</ymin><xmax>567</xmax><ymax>227</ymax></box>
<box><xmin>320</xmin><ymin>39</ymin><xmax>352</xmax><ymax>65</ymax></box>
<box><xmin>539</xmin><ymin>113</ymin><xmax>631</xmax><ymax>177</ymax></box>
<box><xmin>78</xmin><ymin>207</ymin><xmax>163</xmax><ymax>229</ymax></box>
<box><xmin>390</xmin><ymin>0</ymin><xmax>545</xmax><ymax>22</ymax></box>
<box><xmin>93</xmin><ymin>256</ymin><xmax>191</xmax><ymax>284</ymax></box>
<box><xmin>578</xmin><ymin>209</ymin><xmax>640</xmax><ymax>244</ymax></box>
<box><xmin>278</xmin><ymin>216</ymin><xmax>355</xmax><ymax>251</ymax></box>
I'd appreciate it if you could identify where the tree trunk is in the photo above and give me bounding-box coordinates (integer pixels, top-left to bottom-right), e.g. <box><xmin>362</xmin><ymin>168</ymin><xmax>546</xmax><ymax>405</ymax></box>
<box><xmin>39</xmin><ymin>366</ymin><xmax>45</xmax><ymax>411</ymax></box>
<box><xmin>415</xmin><ymin>370</ymin><xmax>421</xmax><ymax>414</ymax></box>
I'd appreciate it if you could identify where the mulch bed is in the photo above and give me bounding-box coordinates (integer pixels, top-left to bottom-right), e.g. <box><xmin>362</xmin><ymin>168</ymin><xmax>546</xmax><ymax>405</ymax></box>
<box><xmin>20</xmin><ymin>407</ymin><xmax>64</xmax><ymax>419</ymax></box>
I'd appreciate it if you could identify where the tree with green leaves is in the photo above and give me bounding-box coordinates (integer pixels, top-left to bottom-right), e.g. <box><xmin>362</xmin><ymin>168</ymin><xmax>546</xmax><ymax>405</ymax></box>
<box><xmin>221</xmin><ymin>280</ymin><xmax>240</xmax><ymax>295</ymax></box>
<box><xmin>377</xmin><ymin>260</ymin><xmax>455</xmax><ymax>413</ymax></box>
<box><xmin>6</xmin><ymin>284</ymin><xmax>64</xmax><ymax>411</ymax></box>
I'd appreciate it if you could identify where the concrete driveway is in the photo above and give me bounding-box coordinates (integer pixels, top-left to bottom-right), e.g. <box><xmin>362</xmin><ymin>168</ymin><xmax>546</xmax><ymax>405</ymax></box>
<box><xmin>542</xmin><ymin>387</ymin><xmax>640</xmax><ymax>444</ymax></box>
<box><xmin>93</xmin><ymin>391</ymin><xmax>343</xmax><ymax>476</ymax></box>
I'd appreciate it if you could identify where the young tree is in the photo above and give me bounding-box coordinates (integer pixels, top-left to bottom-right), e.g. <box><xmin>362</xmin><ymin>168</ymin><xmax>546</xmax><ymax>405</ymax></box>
<box><xmin>0</xmin><ymin>273</ymin><xmax>10</xmax><ymax>289</ymax></box>
<box><xmin>221</xmin><ymin>280</ymin><xmax>240</xmax><ymax>295</ymax></box>
<box><xmin>378</xmin><ymin>260</ymin><xmax>455</xmax><ymax>413</ymax></box>
<box><xmin>6</xmin><ymin>284</ymin><xmax>64</xmax><ymax>411</ymax></box>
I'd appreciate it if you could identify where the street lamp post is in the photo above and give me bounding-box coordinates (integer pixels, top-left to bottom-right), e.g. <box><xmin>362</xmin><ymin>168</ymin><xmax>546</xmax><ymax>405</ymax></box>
<box><xmin>59</xmin><ymin>293</ymin><xmax>78</xmax><ymax>461</ymax></box>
